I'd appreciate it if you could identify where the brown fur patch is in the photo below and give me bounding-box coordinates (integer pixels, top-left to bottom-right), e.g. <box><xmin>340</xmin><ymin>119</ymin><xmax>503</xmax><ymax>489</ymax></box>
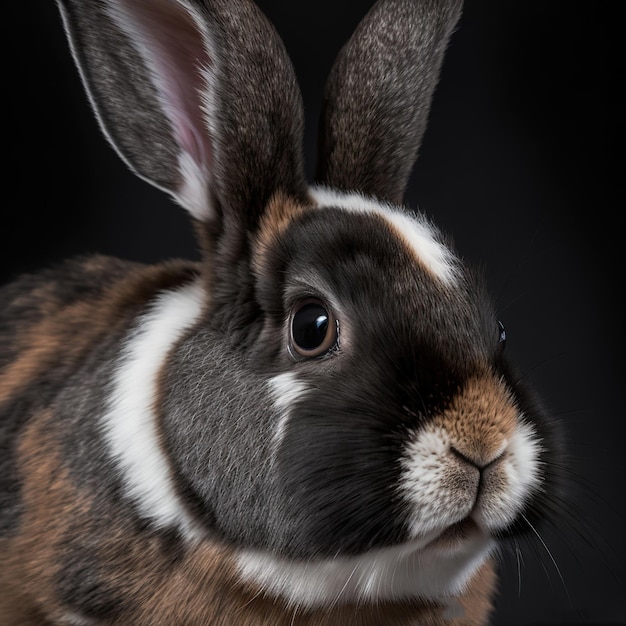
<box><xmin>253</xmin><ymin>190</ymin><xmax>309</xmax><ymax>274</ymax></box>
<box><xmin>434</xmin><ymin>375</ymin><xmax>518</xmax><ymax>467</ymax></box>
<box><xmin>455</xmin><ymin>560</ymin><xmax>496</xmax><ymax>625</ymax></box>
<box><xmin>1</xmin><ymin>409</ymin><xmax>93</xmax><ymax>623</ymax></box>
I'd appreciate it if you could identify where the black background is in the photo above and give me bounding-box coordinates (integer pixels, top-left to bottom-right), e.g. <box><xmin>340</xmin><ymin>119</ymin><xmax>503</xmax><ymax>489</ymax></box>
<box><xmin>4</xmin><ymin>2</ymin><xmax>624</xmax><ymax>624</ymax></box>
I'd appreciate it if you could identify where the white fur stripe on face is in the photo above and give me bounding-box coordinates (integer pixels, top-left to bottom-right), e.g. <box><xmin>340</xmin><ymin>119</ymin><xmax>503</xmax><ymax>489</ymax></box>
<box><xmin>310</xmin><ymin>187</ymin><xmax>458</xmax><ymax>285</ymax></box>
<box><xmin>268</xmin><ymin>371</ymin><xmax>309</xmax><ymax>451</ymax></box>
<box><xmin>101</xmin><ymin>279</ymin><xmax>205</xmax><ymax>539</ymax></box>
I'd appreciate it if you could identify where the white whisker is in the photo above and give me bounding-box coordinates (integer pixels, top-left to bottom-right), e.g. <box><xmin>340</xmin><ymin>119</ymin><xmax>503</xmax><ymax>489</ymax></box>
<box><xmin>521</xmin><ymin>513</ymin><xmax>571</xmax><ymax>605</ymax></box>
<box><xmin>514</xmin><ymin>539</ymin><xmax>523</xmax><ymax>598</ymax></box>
<box><xmin>290</xmin><ymin>603</ymin><xmax>299</xmax><ymax>626</ymax></box>
<box><xmin>329</xmin><ymin>564</ymin><xmax>359</xmax><ymax>611</ymax></box>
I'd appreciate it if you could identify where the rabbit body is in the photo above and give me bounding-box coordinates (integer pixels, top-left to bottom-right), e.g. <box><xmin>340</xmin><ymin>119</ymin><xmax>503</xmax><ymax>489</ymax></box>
<box><xmin>1</xmin><ymin>0</ymin><xmax>562</xmax><ymax>624</ymax></box>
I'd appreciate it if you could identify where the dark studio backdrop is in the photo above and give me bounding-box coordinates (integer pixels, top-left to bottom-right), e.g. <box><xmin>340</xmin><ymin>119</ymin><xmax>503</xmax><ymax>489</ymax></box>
<box><xmin>4</xmin><ymin>1</ymin><xmax>624</xmax><ymax>624</ymax></box>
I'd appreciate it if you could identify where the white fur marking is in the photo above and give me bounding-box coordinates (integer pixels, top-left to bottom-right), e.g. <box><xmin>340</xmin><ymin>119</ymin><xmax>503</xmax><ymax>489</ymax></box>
<box><xmin>400</xmin><ymin>426</ymin><xmax>476</xmax><ymax>538</ymax></box>
<box><xmin>268</xmin><ymin>372</ymin><xmax>309</xmax><ymax>451</ymax></box>
<box><xmin>237</xmin><ymin>533</ymin><xmax>494</xmax><ymax>608</ymax></box>
<box><xmin>175</xmin><ymin>147</ymin><xmax>211</xmax><ymax>221</ymax></box>
<box><xmin>507</xmin><ymin>420</ymin><xmax>542</xmax><ymax>494</ymax></box>
<box><xmin>310</xmin><ymin>187</ymin><xmax>458</xmax><ymax>285</ymax></box>
<box><xmin>477</xmin><ymin>420</ymin><xmax>543</xmax><ymax>530</ymax></box>
<box><xmin>102</xmin><ymin>280</ymin><xmax>205</xmax><ymax>538</ymax></box>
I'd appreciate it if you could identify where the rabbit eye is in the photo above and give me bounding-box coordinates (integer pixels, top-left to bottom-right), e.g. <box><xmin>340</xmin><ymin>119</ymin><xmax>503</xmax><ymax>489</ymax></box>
<box><xmin>290</xmin><ymin>299</ymin><xmax>338</xmax><ymax>358</ymax></box>
<box><xmin>497</xmin><ymin>320</ymin><xmax>506</xmax><ymax>350</ymax></box>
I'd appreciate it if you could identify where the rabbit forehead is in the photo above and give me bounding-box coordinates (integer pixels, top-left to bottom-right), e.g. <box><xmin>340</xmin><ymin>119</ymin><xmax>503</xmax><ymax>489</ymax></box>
<box><xmin>255</xmin><ymin>187</ymin><xmax>459</xmax><ymax>289</ymax></box>
<box><xmin>309</xmin><ymin>187</ymin><xmax>459</xmax><ymax>286</ymax></box>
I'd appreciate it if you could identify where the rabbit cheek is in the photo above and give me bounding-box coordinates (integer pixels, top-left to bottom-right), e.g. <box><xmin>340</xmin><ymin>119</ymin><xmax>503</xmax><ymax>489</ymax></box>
<box><xmin>267</xmin><ymin>371</ymin><xmax>310</xmax><ymax>456</ymax></box>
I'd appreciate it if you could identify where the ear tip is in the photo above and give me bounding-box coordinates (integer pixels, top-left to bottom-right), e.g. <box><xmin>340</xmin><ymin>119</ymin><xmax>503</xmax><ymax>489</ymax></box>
<box><xmin>315</xmin><ymin>0</ymin><xmax>465</xmax><ymax>203</ymax></box>
<box><xmin>371</xmin><ymin>0</ymin><xmax>464</xmax><ymax>30</ymax></box>
<box><xmin>379</xmin><ymin>0</ymin><xmax>464</xmax><ymax>27</ymax></box>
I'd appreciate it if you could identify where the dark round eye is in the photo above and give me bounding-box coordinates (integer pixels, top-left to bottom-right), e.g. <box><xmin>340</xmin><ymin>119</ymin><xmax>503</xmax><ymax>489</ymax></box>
<box><xmin>497</xmin><ymin>320</ymin><xmax>506</xmax><ymax>350</ymax></box>
<box><xmin>290</xmin><ymin>299</ymin><xmax>337</xmax><ymax>358</ymax></box>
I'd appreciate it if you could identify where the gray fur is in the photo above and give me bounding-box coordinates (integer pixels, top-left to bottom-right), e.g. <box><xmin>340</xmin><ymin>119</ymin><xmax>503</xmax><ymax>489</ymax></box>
<box><xmin>316</xmin><ymin>0</ymin><xmax>463</xmax><ymax>204</ymax></box>
<box><xmin>192</xmin><ymin>0</ymin><xmax>310</xmax><ymax>226</ymax></box>
<box><xmin>160</xmin><ymin>330</ymin><xmax>289</xmax><ymax>549</ymax></box>
<box><xmin>57</xmin><ymin>0</ymin><xmax>182</xmax><ymax>193</ymax></box>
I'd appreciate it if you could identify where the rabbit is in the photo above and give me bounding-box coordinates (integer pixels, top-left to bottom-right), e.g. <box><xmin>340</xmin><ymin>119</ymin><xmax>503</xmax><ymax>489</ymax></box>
<box><xmin>0</xmin><ymin>0</ymin><xmax>565</xmax><ymax>624</ymax></box>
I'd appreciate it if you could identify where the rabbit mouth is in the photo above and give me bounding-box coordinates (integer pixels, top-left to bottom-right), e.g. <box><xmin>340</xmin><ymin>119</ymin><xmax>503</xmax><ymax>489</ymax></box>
<box><xmin>423</xmin><ymin>517</ymin><xmax>484</xmax><ymax>551</ymax></box>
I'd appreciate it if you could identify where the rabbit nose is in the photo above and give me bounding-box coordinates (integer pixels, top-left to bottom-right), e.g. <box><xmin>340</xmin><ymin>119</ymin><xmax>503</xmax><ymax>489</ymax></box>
<box><xmin>449</xmin><ymin>444</ymin><xmax>505</xmax><ymax>471</ymax></box>
<box><xmin>432</xmin><ymin>374</ymin><xmax>518</xmax><ymax>467</ymax></box>
<box><xmin>450</xmin><ymin>445</ymin><xmax>482</xmax><ymax>470</ymax></box>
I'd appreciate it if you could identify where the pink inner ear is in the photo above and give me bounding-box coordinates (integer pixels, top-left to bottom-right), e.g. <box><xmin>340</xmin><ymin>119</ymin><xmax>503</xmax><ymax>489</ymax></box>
<box><xmin>111</xmin><ymin>0</ymin><xmax>214</xmax><ymax>214</ymax></box>
<box><xmin>143</xmin><ymin>9</ymin><xmax>212</xmax><ymax>169</ymax></box>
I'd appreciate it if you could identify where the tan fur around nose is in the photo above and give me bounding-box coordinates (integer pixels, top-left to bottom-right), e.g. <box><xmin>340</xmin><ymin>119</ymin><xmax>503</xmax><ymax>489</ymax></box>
<box><xmin>433</xmin><ymin>376</ymin><xmax>518</xmax><ymax>467</ymax></box>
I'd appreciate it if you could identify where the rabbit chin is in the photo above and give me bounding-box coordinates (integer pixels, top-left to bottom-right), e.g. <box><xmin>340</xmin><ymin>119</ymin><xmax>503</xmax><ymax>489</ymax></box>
<box><xmin>235</xmin><ymin>528</ymin><xmax>495</xmax><ymax>609</ymax></box>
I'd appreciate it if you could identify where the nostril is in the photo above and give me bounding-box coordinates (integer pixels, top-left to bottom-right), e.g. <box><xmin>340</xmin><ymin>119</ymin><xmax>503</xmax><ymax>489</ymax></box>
<box><xmin>450</xmin><ymin>446</ymin><xmax>481</xmax><ymax>469</ymax></box>
<box><xmin>448</xmin><ymin>447</ymin><xmax>481</xmax><ymax>499</ymax></box>
<box><xmin>450</xmin><ymin>446</ymin><xmax>503</xmax><ymax>471</ymax></box>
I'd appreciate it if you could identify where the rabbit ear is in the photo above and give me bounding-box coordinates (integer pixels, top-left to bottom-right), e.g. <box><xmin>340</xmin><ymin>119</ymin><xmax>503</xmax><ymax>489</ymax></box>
<box><xmin>316</xmin><ymin>0</ymin><xmax>463</xmax><ymax>205</ymax></box>
<box><xmin>56</xmin><ymin>0</ymin><xmax>307</xmax><ymax>226</ymax></box>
